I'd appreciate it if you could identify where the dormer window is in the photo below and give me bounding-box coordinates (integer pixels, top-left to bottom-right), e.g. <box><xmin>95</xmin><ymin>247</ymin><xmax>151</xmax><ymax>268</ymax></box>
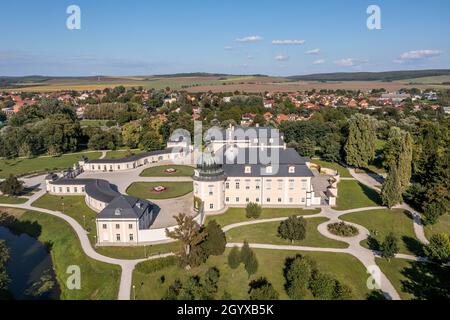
<box><xmin>289</xmin><ymin>166</ymin><xmax>295</xmax><ymax>173</ymax></box>
<box><xmin>115</xmin><ymin>208</ymin><xmax>122</xmax><ymax>216</ymax></box>
<box><xmin>245</xmin><ymin>166</ymin><xmax>252</xmax><ymax>174</ymax></box>
<box><xmin>266</xmin><ymin>166</ymin><xmax>273</xmax><ymax>174</ymax></box>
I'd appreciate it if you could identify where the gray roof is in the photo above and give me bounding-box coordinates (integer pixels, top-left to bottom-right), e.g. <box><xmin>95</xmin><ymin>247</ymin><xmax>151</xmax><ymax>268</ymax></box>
<box><xmin>206</xmin><ymin>126</ymin><xmax>284</xmax><ymax>145</ymax></box>
<box><xmin>97</xmin><ymin>195</ymin><xmax>154</xmax><ymax>219</ymax></box>
<box><xmin>50</xmin><ymin>178</ymin><xmax>120</xmax><ymax>203</ymax></box>
<box><xmin>216</xmin><ymin>146</ymin><xmax>313</xmax><ymax>177</ymax></box>
<box><xmin>86</xmin><ymin>148</ymin><xmax>174</xmax><ymax>164</ymax></box>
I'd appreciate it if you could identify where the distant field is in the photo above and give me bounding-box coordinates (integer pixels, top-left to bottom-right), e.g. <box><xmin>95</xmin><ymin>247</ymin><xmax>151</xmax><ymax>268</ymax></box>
<box><xmin>3</xmin><ymin>74</ymin><xmax>450</xmax><ymax>93</ymax></box>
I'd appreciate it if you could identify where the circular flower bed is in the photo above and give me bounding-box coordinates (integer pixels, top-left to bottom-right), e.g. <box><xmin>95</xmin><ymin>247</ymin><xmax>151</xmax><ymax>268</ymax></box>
<box><xmin>152</xmin><ymin>186</ymin><xmax>167</xmax><ymax>193</ymax></box>
<box><xmin>164</xmin><ymin>168</ymin><xmax>177</xmax><ymax>174</ymax></box>
<box><xmin>327</xmin><ymin>222</ymin><xmax>359</xmax><ymax>237</ymax></box>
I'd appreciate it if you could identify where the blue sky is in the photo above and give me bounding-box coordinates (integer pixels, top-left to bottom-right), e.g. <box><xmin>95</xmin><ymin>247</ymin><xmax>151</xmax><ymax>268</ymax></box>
<box><xmin>1</xmin><ymin>0</ymin><xmax>449</xmax><ymax>76</ymax></box>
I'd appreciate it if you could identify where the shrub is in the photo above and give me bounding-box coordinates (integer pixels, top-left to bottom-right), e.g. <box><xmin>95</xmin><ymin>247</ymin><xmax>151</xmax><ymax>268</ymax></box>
<box><xmin>284</xmin><ymin>255</ymin><xmax>313</xmax><ymax>299</ymax></box>
<box><xmin>246</xmin><ymin>202</ymin><xmax>262</xmax><ymax>219</ymax></box>
<box><xmin>135</xmin><ymin>256</ymin><xmax>177</xmax><ymax>274</ymax></box>
<box><xmin>327</xmin><ymin>222</ymin><xmax>359</xmax><ymax>237</ymax></box>
<box><xmin>381</xmin><ymin>232</ymin><xmax>399</xmax><ymax>260</ymax></box>
<box><xmin>309</xmin><ymin>272</ymin><xmax>336</xmax><ymax>300</ymax></box>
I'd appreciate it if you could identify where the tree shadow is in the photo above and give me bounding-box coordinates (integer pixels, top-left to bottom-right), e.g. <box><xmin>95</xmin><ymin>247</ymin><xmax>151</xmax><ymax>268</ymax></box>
<box><xmin>402</xmin><ymin>236</ymin><xmax>424</xmax><ymax>256</ymax></box>
<box><xmin>359</xmin><ymin>183</ymin><xmax>382</xmax><ymax>205</ymax></box>
<box><xmin>0</xmin><ymin>212</ymin><xmax>42</xmax><ymax>239</ymax></box>
<box><xmin>366</xmin><ymin>290</ymin><xmax>387</xmax><ymax>300</ymax></box>
<box><xmin>400</xmin><ymin>261</ymin><xmax>450</xmax><ymax>300</ymax></box>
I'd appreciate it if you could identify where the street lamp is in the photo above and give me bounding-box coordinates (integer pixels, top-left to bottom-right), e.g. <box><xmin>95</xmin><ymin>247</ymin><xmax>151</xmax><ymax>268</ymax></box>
<box><xmin>83</xmin><ymin>215</ymin><xmax>86</xmax><ymax>229</ymax></box>
<box><xmin>132</xmin><ymin>285</ymin><xmax>136</xmax><ymax>300</ymax></box>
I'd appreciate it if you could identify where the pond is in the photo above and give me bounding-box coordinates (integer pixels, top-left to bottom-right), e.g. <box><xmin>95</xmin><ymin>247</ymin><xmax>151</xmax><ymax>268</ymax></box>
<box><xmin>0</xmin><ymin>226</ymin><xmax>61</xmax><ymax>300</ymax></box>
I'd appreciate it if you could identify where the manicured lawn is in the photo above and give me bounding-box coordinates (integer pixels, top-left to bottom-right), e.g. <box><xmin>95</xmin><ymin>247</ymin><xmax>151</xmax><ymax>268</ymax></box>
<box><xmin>96</xmin><ymin>241</ymin><xmax>180</xmax><ymax>260</ymax></box>
<box><xmin>424</xmin><ymin>214</ymin><xmax>450</xmax><ymax>240</ymax></box>
<box><xmin>334</xmin><ymin>180</ymin><xmax>382</xmax><ymax>210</ymax></box>
<box><xmin>0</xmin><ymin>195</ymin><xmax>28</xmax><ymax>204</ymax></box>
<box><xmin>80</xmin><ymin>119</ymin><xmax>111</xmax><ymax>127</ymax></box>
<box><xmin>140</xmin><ymin>165</ymin><xmax>194</xmax><ymax>177</ymax></box>
<box><xmin>225</xmin><ymin>217</ymin><xmax>349</xmax><ymax>249</ymax></box>
<box><xmin>105</xmin><ymin>149</ymin><xmax>144</xmax><ymax>159</ymax></box>
<box><xmin>205</xmin><ymin>207</ymin><xmax>320</xmax><ymax>227</ymax></box>
<box><xmin>126</xmin><ymin>182</ymin><xmax>193</xmax><ymax>200</ymax></box>
<box><xmin>341</xmin><ymin>209</ymin><xmax>423</xmax><ymax>255</ymax></box>
<box><xmin>9</xmin><ymin>209</ymin><xmax>121</xmax><ymax>300</ymax></box>
<box><xmin>0</xmin><ymin>152</ymin><xmax>102</xmax><ymax>178</ymax></box>
<box><xmin>132</xmin><ymin>249</ymin><xmax>372</xmax><ymax>300</ymax></box>
<box><xmin>311</xmin><ymin>159</ymin><xmax>352</xmax><ymax>178</ymax></box>
<box><xmin>32</xmin><ymin>194</ymin><xmax>98</xmax><ymax>244</ymax></box>
<box><xmin>376</xmin><ymin>258</ymin><xmax>450</xmax><ymax>300</ymax></box>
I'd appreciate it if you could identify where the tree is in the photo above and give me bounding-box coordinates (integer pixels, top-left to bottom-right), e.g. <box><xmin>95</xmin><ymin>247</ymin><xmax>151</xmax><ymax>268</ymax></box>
<box><xmin>344</xmin><ymin>114</ymin><xmax>376</xmax><ymax>168</ymax></box>
<box><xmin>309</xmin><ymin>272</ymin><xmax>336</xmax><ymax>300</ymax></box>
<box><xmin>166</xmin><ymin>213</ymin><xmax>206</xmax><ymax>269</ymax></box>
<box><xmin>285</xmin><ymin>255</ymin><xmax>313</xmax><ymax>299</ymax></box>
<box><xmin>381</xmin><ymin>165</ymin><xmax>403</xmax><ymax>208</ymax></box>
<box><xmin>333</xmin><ymin>282</ymin><xmax>353</xmax><ymax>300</ymax></box>
<box><xmin>248</xmin><ymin>277</ymin><xmax>279</xmax><ymax>300</ymax></box>
<box><xmin>203</xmin><ymin>267</ymin><xmax>220</xmax><ymax>299</ymax></box>
<box><xmin>244</xmin><ymin>250</ymin><xmax>259</xmax><ymax>278</ymax></box>
<box><xmin>228</xmin><ymin>246</ymin><xmax>241</xmax><ymax>269</ymax></box>
<box><xmin>0</xmin><ymin>174</ymin><xmax>24</xmax><ymax>196</ymax></box>
<box><xmin>240</xmin><ymin>241</ymin><xmax>258</xmax><ymax>277</ymax></box>
<box><xmin>246</xmin><ymin>202</ymin><xmax>262</xmax><ymax>219</ymax></box>
<box><xmin>424</xmin><ymin>233</ymin><xmax>450</xmax><ymax>264</ymax></box>
<box><xmin>296</xmin><ymin>138</ymin><xmax>316</xmax><ymax>158</ymax></box>
<box><xmin>423</xmin><ymin>202</ymin><xmax>444</xmax><ymax>225</ymax></box>
<box><xmin>381</xmin><ymin>232</ymin><xmax>399</xmax><ymax>260</ymax></box>
<box><xmin>203</xmin><ymin>220</ymin><xmax>226</xmax><ymax>256</ymax></box>
<box><xmin>121</xmin><ymin>122</ymin><xmax>141</xmax><ymax>148</ymax></box>
<box><xmin>278</xmin><ymin>216</ymin><xmax>307</xmax><ymax>243</ymax></box>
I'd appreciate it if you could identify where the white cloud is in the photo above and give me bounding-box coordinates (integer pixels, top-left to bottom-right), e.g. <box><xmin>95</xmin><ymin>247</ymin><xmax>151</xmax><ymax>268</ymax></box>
<box><xmin>312</xmin><ymin>59</ymin><xmax>325</xmax><ymax>65</ymax></box>
<box><xmin>306</xmin><ymin>48</ymin><xmax>321</xmax><ymax>55</ymax></box>
<box><xmin>275</xmin><ymin>55</ymin><xmax>290</xmax><ymax>61</ymax></box>
<box><xmin>272</xmin><ymin>39</ymin><xmax>305</xmax><ymax>45</ymax></box>
<box><xmin>400</xmin><ymin>49</ymin><xmax>442</xmax><ymax>60</ymax></box>
<box><xmin>334</xmin><ymin>58</ymin><xmax>356</xmax><ymax>67</ymax></box>
<box><xmin>224</xmin><ymin>46</ymin><xmax>234</xmax><ymax>50</ymax></box>
<box><xmin>236</xmin><ymin>35</ymin><xmax>263</xmax><ymax>42</ymax></box>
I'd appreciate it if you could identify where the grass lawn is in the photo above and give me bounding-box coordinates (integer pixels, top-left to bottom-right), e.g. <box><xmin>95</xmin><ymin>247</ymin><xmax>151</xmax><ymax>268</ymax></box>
<box><xmin>96</xmin><ymin>241</ymin><xmax>180</xmax><ymax>260</ymax></box>
<box><xmin>376</xmin><ymin>257</ymin><xmax>450</xmax><ymax>300</ymax></box>
<box><xmin>341</xmin><ymin>209</ymin><xmax>423</xmax><ymax>255</ymax></box>
<box><xmin>126</xmin><ymin>182</ymin><xmax>193</xmax><ymax>200</ymax></box>
<box><xmin>132</xmin><ymin>249</ymin><xmax>372</xmax><ymax>300</ymax></box>
<box><xmin>140</xmin><ymin>165</ymin><xmax>194</xmax><ymax>177</ymax></box>
<box><xmin>105</xmin><ymin>149</ymin><xmax>144</xmax><ymax>159</ymax></box>
<box><xmin>32</xmin><ymin>194</ymin><xmax>98</xmax><ymax>244</ymax></box>
<box><xmin>0</xmin><ymin>195</ymin><xmax>28</xmax><ymax>204</ymax></box>
<box><xmin>205</xmin><ymin>207</ymin><xmax>320</xmax><ymax>227</ymax></box>
<box><xmin>80</xmin><ymin>119</ymin><xmax>111</xmax><ymax>127</ymax></box>
<box><xmin>424</xmin><ymin>214</ymin><xmax>450</xmax><ymax>240</ymax></box>
<box><xmin>3</xmin><ymin>209</ymin><xmax>121</xmax><ymax>300</ymax></box>
<box><xmin>334</xmin><ymin>180</ymin><xmax>382</xmax><ymax>210</ymax></box>
<box><xmin>311</xmin><ymin>159</ymin><xmax>352</xmax><ymax>178</ymax></box>
<box><xmin>225</xmin><ymin>217</ymin><xmax>349</xmax><ymax>249</ymax></box>
<box><xmin>0</xmin><ymin>152</ymin><xmax>102</xmax><ymax>178</ymax></box>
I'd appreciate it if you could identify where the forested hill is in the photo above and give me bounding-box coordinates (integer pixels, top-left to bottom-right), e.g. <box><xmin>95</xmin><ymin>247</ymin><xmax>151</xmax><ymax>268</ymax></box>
<box><xmin>287</xmin><ymin>70</ymin><xmax>450</xmax><ymax>82</ymax></box>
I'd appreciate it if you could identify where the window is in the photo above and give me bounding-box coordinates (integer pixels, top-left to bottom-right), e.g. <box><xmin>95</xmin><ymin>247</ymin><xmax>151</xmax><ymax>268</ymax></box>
<box><xmin>289</xmin><ymin>198</ymin><xmax>293</xmax><ymax>203</ymax></box>
<box><xmin>278</xmin><ymin>198</ymin><xmax>282</xmax><ymax>203</ymax></box>
<box><xmin>256</xmin><ymin>198</ymin><xmax>260</xmax><ymax>203</ymax></box>
<box><xmin>208</xmin><ymin>186</ymin><xmax>214</xmax><ymax>196</ymax></box>
<box><xmin>266</xmin><ymin>166</ymin><xmax>273</xmax><ymax>174</ymax></box>
<box><xmin>266</xmin><ymin>198</ymin><xmax>271</xmax><ymax>203</ymax></box>
<box><xmin>118</xmin><ymin>166</ymin><xmax>121</xmax><ymax>170</ymax></box>
<box><xmin>129</xmin><ymin>234</ymin><xmax>134</xmax><ymax>241</ymax></box>
<box><xmin>236</xmin><ymin>197</ymin><xmax>240</xmax><ymax>202</ymax></box>
<box><xmin>81</xmin><ymin>187</ymin><xmax>85</xmax><ymax>192</ymax></box>
<box><xmin>226</xmin><ymin>197</ymin><xmax>229</xmax><ymax>202</ymax></box>
<box><xmin>289</xmin><ymin>166</ymin><xmax>295</xmax><ymax>173</ymax></box>
<box><xmin>301</xmin><ymin>198</ymin><xmax>305</xmax><ymax>203</ymax></box>
<box><xmin>103</xmin><ymin>224</ymin><xmax>107</xmax><ymax>229</ymax></box>
<box><xmin>210</xmin><ymin>203</ymin><xmax>214</xmax><ymax>209</ymax></box>
<box><xmin>236</xmin><ymin>182</ymin><xmax>240</xmax><ymax>190</ymax></box>
<box><xmin>245</xmin><ymin>166</ymin><xmax>252</xmax><ymax>174</ymax></box>
<box><xmin>225</xmin><ymin>182</ymin><xmax>230</xmax><ymax>189</ymax></box>
<box><xmin>59</xmin><ymin>187</ymin><xmax>62</xmax><ymax>193</ymax></box>
<box><xmin>116</xmin><ymin>234</ymin><xmax>121</xmax><ymax>241</ymax></box>
<box><xmin>278</xmin><ymin>180</ymin><xmax>283</xmax><ymax>190</ymax></box>
<box><xmin>129</xmin><ymin>224</ymin><xmax>133</xmax><ymax>229</ymax></box>
<box><xmin>91</xmin><ymin>165</ymin><xmax>94</xmax><ymax>170</ymax></box>
<box><xmin>246</xmin><ymin>198</ymin><xmax>250</xmax><ymax>203</ymax></box>
<box><xmin>67</xmin><ymin>187</ymin><xmax>70</xmax><ymax>192</ymax></box>
<box><xmin>256</xmin><ymin>181</ymin><xmax>261</xmax><ymax>190</ymax></box>
<box><xmin>116</xmin><ymin>224</ymin><xmax>120</xmax><ymax>229</ymax></box>
<box><xmin>74</xmin><ymin>187</ymin><xmax>78</xmax><ymax>193</ymax></box>
<box><xmin>301</xmin><ymin>179</ymin><xmax>308</xmax><ymax>190</ymax></box>
<box><xmin>266</xmin><ymin>180</ymin><xmax>272</xmax><ymax>190</ymax></box>
<box><xmin>289</xmin><ymin>179</ymin><xmax>295</xmax><ymax>190</ymax></box>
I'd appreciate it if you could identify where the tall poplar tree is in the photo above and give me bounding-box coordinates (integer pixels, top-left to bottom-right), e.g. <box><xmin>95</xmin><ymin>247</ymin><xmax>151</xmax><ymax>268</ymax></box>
<box><xmin>344</xmin><ymin>114</ymin><xmax>376</xmax><ymax>168</ymax></box>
